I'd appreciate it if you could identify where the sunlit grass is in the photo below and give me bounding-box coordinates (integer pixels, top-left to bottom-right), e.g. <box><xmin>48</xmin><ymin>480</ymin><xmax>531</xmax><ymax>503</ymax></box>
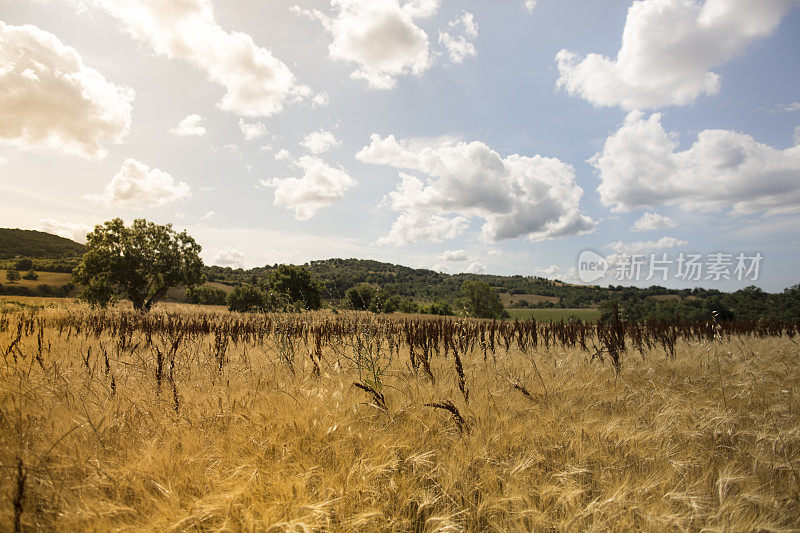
<box><xmin>0</xmin><ymin>304</ymin><xmax>798</xmax><ymax>530</ymax></box>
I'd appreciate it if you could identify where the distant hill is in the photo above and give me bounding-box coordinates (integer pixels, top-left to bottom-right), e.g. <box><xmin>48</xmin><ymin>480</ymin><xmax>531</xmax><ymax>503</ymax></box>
<box><xmin>206</xmin><ymin>257</ymin><xmax>613</xmax><ymax>306</ymax></box>
<box><xmin>0</xmin><ymin>229</ymin><xmax>85</xmax><ymax>259</ymax></box>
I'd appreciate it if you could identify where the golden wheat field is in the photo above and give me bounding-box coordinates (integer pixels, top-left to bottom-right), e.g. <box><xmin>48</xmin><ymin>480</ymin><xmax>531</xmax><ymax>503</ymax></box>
<box><xmin>1</xmin><ymin>301</ymin><xmax>799</xmax><ymax>531</ymax></box>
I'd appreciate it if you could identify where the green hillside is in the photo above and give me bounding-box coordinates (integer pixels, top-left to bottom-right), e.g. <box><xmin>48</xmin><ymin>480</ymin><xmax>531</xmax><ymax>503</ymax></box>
<box><xmin>1</xmin><ymin>229</ymin><xmax>797</xmax><ymax>322</ymax></box>
<box><xmin>0</xmin><ymin>228</ymin><xmax>85</xmax><ymax>259</ymax></box>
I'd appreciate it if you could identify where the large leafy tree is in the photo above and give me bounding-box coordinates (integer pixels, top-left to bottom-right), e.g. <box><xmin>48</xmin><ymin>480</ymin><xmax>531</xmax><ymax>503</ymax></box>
<box><xmin>73</xmin><ymin>218</ymin><xmax>203</xmax><ymax>312</ymax></box>
<box><xmin>461</xmin><ymin>280</ymin><xmax>507</xmax><ymax>319</ymax></box>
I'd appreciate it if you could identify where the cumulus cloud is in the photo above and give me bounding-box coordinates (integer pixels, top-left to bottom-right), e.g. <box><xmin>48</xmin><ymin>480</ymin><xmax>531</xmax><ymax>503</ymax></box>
<box><xmin>439</xmin><ymin>12</ymin><xmax>478</xmax><ymax>64</ymax></box>
<box><xmin>632</xmin><ymin>212</ymin><xmax>678</xmax><ymax>232</ymax></box>
<box><xmin>375</xmin><ymin>211</ymin><xmax>468</xmax><ymax>246</ymax></box>
<box><xmin>35</xmin><ymin>218</ymin><xmax>93</xmax><ymax>243</ymax></box>
<box><xmin>357</xmin><ymin>134</ymin><xmax>595</xmax><ymax>244</ymax></box>
<box><xmin>0</xmin><ymin>21</ymin><xmax>134</xmax><ymax>159</ymax></box>
<box><xmin>301</xmin><ymin>130</ymin><xmax>341</xmax><ymax>154</ymax></box>
<box><xmin>261</xmin><ymin>155</ymin><xmax>356</xmax><ymax>220</ymax></box>
<box><xmin>607</xmin><ymin>236</ymin><xmax>688</xmax><ymax>255</ymax></box>
<box><xmin>82</xmin><ymin>0</ymin><xmax>309</xmax><ymax>116</ymax></box>
<box><xmin>439</xmin><ymin>249</ymin><xmax>468</xmax><ymax>262</ymax></box>
<box><xmin>556</xmin><ymin>0</ymin><xmax>797</xmax><ymax>109</ymax></box>
<box><xmin>294</xmin><ymin>0</ymin><xmax>437</xmax><ymax>89</ymax></box>
<box><xmin>523</xmin><ymin>0</ymin><xmax>537</xmax><ymax>13</ymax></box>
<box><xmin>593</xmin><ymin>111</ymin><xmax>800</xmax><ymax>216</ymax></box>
<box><xmin>312</xmin><ymin>92</ymin><xmax>330</xmax><ymax>107</ymax></box>
<box><xmin>464</xmin><ymin>261</ymin><xmax>487</xmax><ymax>274</ymax></box>
<box><xmin>171</xmin><ymin>114</ymin><xmax>206</xmax><ymax>136</ymax></box>
<box><xmin>533</xmin><ymin>265</ymin><xmax>561</xmax><ymax>279</ymax></box>
<box><xmin>89</xmin><ymin>159</ymin><xmax>191</xmax><ymax>208</ymax></box>
<box><xmin>238</xmin><ymin>119</ymin><xmax>268</xmax><ymax>140</ymax></box>
<box><xmin>211</xmin><ymin>249</ymin><xmax>246</xmax><ymax>268</ymax></box>
<box><xmin>533</xmin><ymin>264</ymin><xmax>581</xmax><ymax>282</ymax></box>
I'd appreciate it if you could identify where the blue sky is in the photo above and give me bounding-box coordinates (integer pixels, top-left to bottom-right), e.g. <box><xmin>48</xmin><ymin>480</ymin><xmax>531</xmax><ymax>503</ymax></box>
<box><xmin>1</xmin><ymin>0</ymin><xmax>799</xmax><ymax>291</ymax></box>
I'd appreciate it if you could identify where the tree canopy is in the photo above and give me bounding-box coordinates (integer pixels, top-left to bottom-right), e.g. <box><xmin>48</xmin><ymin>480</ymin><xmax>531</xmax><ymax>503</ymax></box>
<box><xmin>462</xmin><ymin>280</ymin><xmax>507</xmax><ymax>319</ymax></box>
<box><xmin>5</xmin><ymin>268</ymin><xmax>20</xmax><ymax>283</ymax></box>
<box><xmin>268</xmin><ymin>265</ymin><xmax>323</xmax><ymax>310</ymax></box>
<box><xmin>73</xmin><ymin>219</ymin><xmax>203</xmax><ymax>312</ymax></box>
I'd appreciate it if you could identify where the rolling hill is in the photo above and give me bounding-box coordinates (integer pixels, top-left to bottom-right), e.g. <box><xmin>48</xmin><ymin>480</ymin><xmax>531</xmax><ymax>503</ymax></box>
<box><xmin>0</xmin><ymin>228</ymin><xmax>85</xmax><ymax>259</ymax></box>
<box><xmin>1</xmin><ymin>229</ymin><xmax>797</xmax><ymax>321</ymax></box>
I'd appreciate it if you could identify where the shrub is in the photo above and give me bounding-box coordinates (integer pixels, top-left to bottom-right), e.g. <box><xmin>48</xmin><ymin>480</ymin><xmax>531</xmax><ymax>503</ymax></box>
<box><xmin>422</xmin><ymin>300</ymin><xmax>455</xmax><ymax>316</ymax></box>
<box><xmin>36</xmin><ymin>284</ymin><xmax>53</xmax><ymax>296</ymax></box>
<box><xmin>228</xmin><ymin>285</ymin><xmax>266</xmax><ymax>313</ymax></box>
<box><xmin>14</xmin><ymin>258</ymin><xmax>33</xmax><ymax>271</ymax></box>
<box><xmin>346</xmin><ymin>285</ymin><xmax>375</xmax><ymax>311</ymax></box>
<box><xmin>187</xmin><ymin>286</ymin><xmax>228</xmax><ymax>306</ymax></box>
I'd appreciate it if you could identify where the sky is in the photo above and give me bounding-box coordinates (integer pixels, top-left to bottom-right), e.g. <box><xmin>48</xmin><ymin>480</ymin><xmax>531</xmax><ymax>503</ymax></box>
<box><xmin>1</xmin><ymin>0</ymin><xmax>799</xmax><ymax>291</ymax></box>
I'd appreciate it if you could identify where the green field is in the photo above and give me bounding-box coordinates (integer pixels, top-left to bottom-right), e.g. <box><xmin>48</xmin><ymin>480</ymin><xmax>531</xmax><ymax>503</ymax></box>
<box><xmin>0</xmin><ymin>270</ymin><xmax>72</xmax><ymax>288</ymax></box>
<box><xmin>506</xmin><ymin>308</ymin><xmax>601</xmax><ymax>322</ymax></box>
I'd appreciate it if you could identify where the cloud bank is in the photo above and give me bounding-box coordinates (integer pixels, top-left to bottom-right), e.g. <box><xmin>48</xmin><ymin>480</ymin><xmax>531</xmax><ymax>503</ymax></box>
<box><xmin>357</xmin><ymin>134</ymin><xmax>595</xmax><ymax>245</ymax></box>
<box><xmin>556</xmin><ymin>0</ymin><xmax>796</xmax><ymax>109</ymax></box>
<box><xmin>0</xmin><ymin>21</ymin><xmax>134</xmax><ymax>159</ymax></box>
<box><xmin>593</xmin><ymin>111</ymin><xmax>800</xmax><ymax>216</ymax></box>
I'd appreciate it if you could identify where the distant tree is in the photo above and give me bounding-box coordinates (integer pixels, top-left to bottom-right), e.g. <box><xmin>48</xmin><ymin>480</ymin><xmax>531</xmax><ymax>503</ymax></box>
<box><xmin>228</xmin><ymin>285</ymin><xmax>266</xmax><ymax>313</ymax></box>
<box><xmin>346</xmin><ymin>284</ymin><xmax>375</xmax><ymax>310</ymax></box>
<box><xmin>5</xmin><ymin>268</ymin><xmax>20</xmax><ymax>283</ymax></box>
<box><xmin>22</xmin><ymin>269</ymin><xmax>38</xmax><ymax>281</ymax></box>
<box><xmin>779</xmin><ymin>284</ymin><xmax>800</xmax><ymax>319</ymax></box>
<box><xmin>36</xmin><ymin>284</ymin><xmax>53</xmax><ymax>296</ymax></box>
<box><xmin>461</xmin><ymin>280</ymin><xmax>507</xmax><ymax>319</ymax></box>
<box><xmin>72</xmin><ymin>218</ymin><xmax>203</xmax><ymax>311</ymax></box>
<box><xmin>14</xmin><ymin>258</ymin><xmax>33</xmax><ymax>271</ymax></box>
<box><xmin>186</xmin><ymin>286</ymin><xmax>228</xmax><ymax>306</ymax></box>
<box><xmin>269</xmin><ymin>265</ymin><xmax>323</xmax><ymax>310</ymax></box>
<box><xmin>422</xmin><ymin>300</ymin><xmax>454</xmax><ymax>316</ymax></box>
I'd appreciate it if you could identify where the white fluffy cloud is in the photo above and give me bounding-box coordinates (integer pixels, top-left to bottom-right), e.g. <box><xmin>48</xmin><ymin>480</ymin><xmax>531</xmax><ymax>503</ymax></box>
<box><xmin>238</xmin><ymin>119</ymin><xmax>268</xmax><ymax>140</ymax></box>
<box><xmin>35</xmin><ymin>218</ymin><xmax>93</xmax><ymax>243</ymax></box>
<box><xmin>593</xmin><ymin>111</ymin><xmax>800</xmax><ymax>216</ymax></box>
<box><xmin>439</xmin><ymin>12</ymin><xmax>478</xmax><ymax>64</ymax></box>
<box><xmin>607</xmin><ymin>236</ymin><xmax>688</xmax><ymax>255</ymax></box>
<box><xmin>301</xmin><ymin>130</ymin><xmax>341</xmax><ymax>154</ymax></box>
<box><xmin>376</xmin><ymin>211</ymin><xmax>468</xmax><ymax>246</ymax></box>
<box><xmin>533</xmin><ymin>265</ymin><xmax>561</xmax><ymax>278</ymax></box>
<box><xmin>83</xmin><ymin>0</ymin><xmax>309</xmax><ymax>117</ymax></box>
<box><xmin>211</xmin><ymin>249</ymin><xmax>246</xmax><ymax>268</ymax></box>
<box><xmin>312</xmin><ymin>92</ymin><xmax>330</xmax><ymax>107</ymax></box>
<box><xmin>357</xmin><ymin>134</ymin><xmax>595</xmax><ymax>244</ymax></box>
<box><xmin>438</xmin><ymin>249</ymin><xmax>468</xmax><ymax>262</ymax></box>
<box><xmin>295</xmin><ymin>0</ymin><xmax>437</xmax><ymax>89</ymax></box>
<box><xmin>0</xmin><ymin>21</ymin><xmax>133</xmax><ymax>159</ymax></box>
<box><xmin>171</xmin><ymin>114</ymin><xmax>206</xmax><ymax>136</ymax></box>
<box><xmin>523</xmin><ymin>1</ymin><xmax>537</xmax><ymax>13</ymax></box>
<box><xmin>89</xmin><ymin>159</ymin><xmax>191</xmax><ymax>208</ymax></box>
<box><xmin>464</xmin><ymin>261</ymin><xmax>487</xmax><ymax>274</ymax></box>
<box><xmin>556</xmin><ymin>0</ymin><xmax>797</xmax><ymax>109</ymax></box>
<box><xmin>261</xmin><ymin>155</ymin><xmax>356</xmax><ymax>220</ymax></box>
<box><xmin>632</xmin><ymin>212</ymin><xmax>678</xmax><ymax>232</ymax></box>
